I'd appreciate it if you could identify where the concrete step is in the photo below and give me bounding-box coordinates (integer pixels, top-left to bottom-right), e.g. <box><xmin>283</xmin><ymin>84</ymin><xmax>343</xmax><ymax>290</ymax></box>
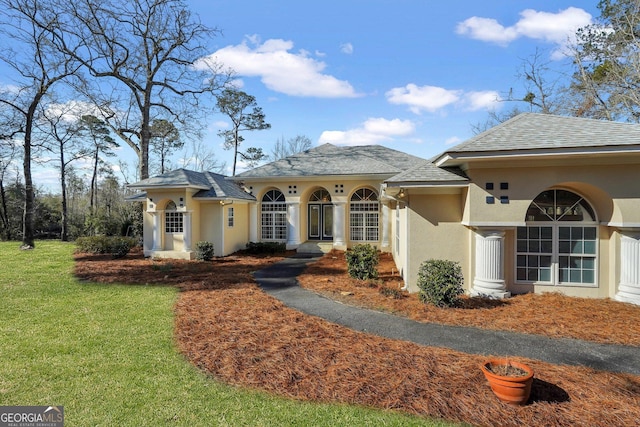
<box><xmin>296</xmin><ymin>241</ymin><xmax>333</xmax><ymax>254</ymax></box>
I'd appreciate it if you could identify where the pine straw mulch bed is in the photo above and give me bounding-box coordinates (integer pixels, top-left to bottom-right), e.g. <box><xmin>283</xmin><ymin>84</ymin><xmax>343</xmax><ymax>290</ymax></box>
<box><xmin>298</xmin><ymin>250</ymin><xmax>640</xmax><ymax>347</ymax></box>
<box><xmin>74</xmin><ymin>249</ymin><xmax>640</xmax><ymax>427</ymax></box>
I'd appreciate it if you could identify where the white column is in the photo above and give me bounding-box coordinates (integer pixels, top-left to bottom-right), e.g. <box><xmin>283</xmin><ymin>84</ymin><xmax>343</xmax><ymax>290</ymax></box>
<box><xmin>182</xmin><ymin>211</ymin><xmax>192</xmax><ymax>252</ymax></box>
<box><xmin>249</xmin><ymin>203</ymin><xmax>258</xmax><ymax>242</ymax></box>
<box><xmin>472</xmin><ymin>230</ymin><xmax>510</xmax><ymax>298</ymax></box>
<box><xmin>286</xmin><ymin>201</ymin><xmax>301</xmax><ymax>248</ymax></box>
<box><xmin>152</xmin><ymin>211</ymin><xmax>162</xmax><ymax>251</ymax></box>
<box><xmin>381</xmin><ymin>201</ymin><xmax>390</xmax><ymax>251</ymax></box>
<box><xmin>615</xmin><ymin>231</ymin><xmax>640</xmax><ymax>305</ymax></box>
<box><xmin>333</xmin><ymin>201</ymin><xmax>346</xmax><ymax>249</ymax></box>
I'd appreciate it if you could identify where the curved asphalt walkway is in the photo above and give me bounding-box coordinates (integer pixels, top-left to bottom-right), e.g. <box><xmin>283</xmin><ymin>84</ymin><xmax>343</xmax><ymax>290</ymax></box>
<box><xmin>254</xmin><ymin>255</ymin><xmax>640</xmax><ymax>376</ymax></box>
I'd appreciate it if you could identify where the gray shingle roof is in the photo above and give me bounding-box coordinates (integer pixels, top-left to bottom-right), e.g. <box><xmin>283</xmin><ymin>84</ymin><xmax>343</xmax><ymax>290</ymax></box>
<box><xmin>128</xmin><ymin>168</ymin><xmax>211</xmax><ymax>189</ymax></box>
<box><xmin>386</xmin><ymin>160</ymin><xmax>468</xmax><ymax>185</ymax></box>
<box><xmin>446</xmin><ymin>113</ymin><xmax>640</xmax><ymax>154</ymax></box>
<box><xmin>128</xmin><ymin>169</ymin><xmax>255</xmax><ymax>201</ymax></box>
<box><xmin>234</xmin><ymin>143</ymin><xmax>426</xmax><ymax>179</ymax></box>
<box><xmin>193</xmin><ymin>172</ymin><xmax>255</xmax><ymax>200</ymax></box>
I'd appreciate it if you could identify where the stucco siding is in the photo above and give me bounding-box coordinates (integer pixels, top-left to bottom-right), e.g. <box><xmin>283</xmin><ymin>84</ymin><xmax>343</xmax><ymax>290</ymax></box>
<box><xmin>464</xmin><ymin>162</ymin><xmax>640</xmax><ymax>226</ymax></box>
<box><xmin>405</xmin><ymin>193</ymin><xmax>470</xmax><ymax>293</ymax></box>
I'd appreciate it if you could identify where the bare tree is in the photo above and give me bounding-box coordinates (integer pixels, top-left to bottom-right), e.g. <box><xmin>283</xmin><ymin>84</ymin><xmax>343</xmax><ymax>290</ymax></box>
<box><xmin>150</xmin><ymin>119</ymin><xmax>182</xmax><ymax>174</ymax></box>
<box><xmin>270</xmin><ymin>134</ymin><xmax>313</xmax><ymax>160</ymax></box>
<box><xmin>179</xmin><ymin>140</ymin><xmax>226</xmax><ymax>173</ymax></box>
<box><xmin>0</xmin><ymin>0</ymin><xmax>81</xmax><ymax>248</ymax></box>
<box><xmin>54</xmin><ymin>0</ymin><xmax>231</xmax><ymax>180</ymax></box>
<box><xmin>0</xmin><ymin>134</ymin><xmax>18</xmax><ymax>240</ymax></box>
<box><xmin>77</xmin><ymin>115</ymin><xmax>118</xmax><ymax>216</ymax></box>
<box><xmin>216</xmin><ymin>88</ymin><xmax>271</xmax><ymax>176</ymax></box>
<box><xmin>39</xmin><ymin>102</ymin><xmax>90</xmax><ymax>241</ymax></box>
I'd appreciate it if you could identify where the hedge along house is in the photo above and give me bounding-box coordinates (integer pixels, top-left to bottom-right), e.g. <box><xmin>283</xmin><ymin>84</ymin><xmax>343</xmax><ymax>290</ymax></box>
<box><xmin>128</xmin><ymin>113</ymin><xmax>640</xmax><ymax>305</ymax></box>
<box><xmin>384</xmin><ymin>113</ymin><xmax>640</xmax><ymax>305</ymax></box>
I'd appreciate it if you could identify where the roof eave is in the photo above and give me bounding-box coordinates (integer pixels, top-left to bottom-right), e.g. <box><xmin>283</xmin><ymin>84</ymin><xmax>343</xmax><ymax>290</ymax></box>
<box><xmin>436</xmin><ymin>146</ymin><xmax>640</xmax><ymax>167</ymax></box>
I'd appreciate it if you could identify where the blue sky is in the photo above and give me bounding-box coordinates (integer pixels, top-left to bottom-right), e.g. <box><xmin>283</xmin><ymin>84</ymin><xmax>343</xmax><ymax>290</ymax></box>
<box><xmin>8</xmin><ymin>1</ymin><xmax>601</xmax><ymax>188</ymax></box>
<box><xmin>189</xmin><ymin>0</ymin><xmax>597</xmax><ymax>172</ymax></box>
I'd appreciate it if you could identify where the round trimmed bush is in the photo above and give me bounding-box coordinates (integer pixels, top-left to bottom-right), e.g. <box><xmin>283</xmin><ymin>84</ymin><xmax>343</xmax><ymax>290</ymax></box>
<box><xmin>345</xmin><ymin>244</ymin><xmax>379</xmax><ymax>280</ymax></box>
<box><xmin>417</xmin><ymin>259</ymin><xmax>464</xmax><ymax>308</ymax></box>
<box><xmin>195</xmin><ymin>241</ymin><xmax>215</xmax><ymax>261</ymax></box>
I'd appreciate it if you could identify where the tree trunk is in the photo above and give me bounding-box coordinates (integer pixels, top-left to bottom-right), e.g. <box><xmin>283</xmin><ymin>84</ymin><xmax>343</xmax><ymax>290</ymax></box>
<box><xmin>60</xmin><ymin>167</ymin><xmax>68</xmax><ymax>242</ymax></box>
<box><xmin>59</xmin><ymin>140</ymin><xmax>68</xmax><ymax>242</ymax></box>
<box><xmin>22</xmin><ymin>105</ymin><xmax>36</xmax><ymax>249</ymax></box>
<box><xmin>91</xmin><ymin>150</ymin><xmax>98</xmax><ymax>214</ymax></box>
<box><xmin>0</xmin><ymin>179</ymin><xmax>10</xmax><ymax>240</ymax></box>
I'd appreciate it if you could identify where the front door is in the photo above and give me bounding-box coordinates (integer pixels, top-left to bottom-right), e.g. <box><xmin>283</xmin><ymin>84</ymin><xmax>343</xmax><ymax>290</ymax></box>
<box><xmin>308</xmin><ymin>204</ymin><xmax>333</xmax><ymax>240</ymax></box>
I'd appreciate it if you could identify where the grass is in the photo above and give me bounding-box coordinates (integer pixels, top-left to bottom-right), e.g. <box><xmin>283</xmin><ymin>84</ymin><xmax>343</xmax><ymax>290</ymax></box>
<box><xmin>0</xmin><ymin>241</ymin><xmax>456</xmax><ymax>426</ymax></box>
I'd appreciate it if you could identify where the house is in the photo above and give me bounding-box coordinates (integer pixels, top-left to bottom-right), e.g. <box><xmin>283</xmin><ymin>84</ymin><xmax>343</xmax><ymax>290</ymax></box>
<box><xmin>128</xmin><ymin>113</ymin><xmax>640</xmax><ymax>305</ymax></box>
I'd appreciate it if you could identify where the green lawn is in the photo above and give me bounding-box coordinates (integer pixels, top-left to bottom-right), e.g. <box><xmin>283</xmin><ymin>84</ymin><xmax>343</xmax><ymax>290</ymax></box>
<box><xmin>0</xmin><ymin>241</ymin><xmax>458</xmax><ymax>426</ymax></box>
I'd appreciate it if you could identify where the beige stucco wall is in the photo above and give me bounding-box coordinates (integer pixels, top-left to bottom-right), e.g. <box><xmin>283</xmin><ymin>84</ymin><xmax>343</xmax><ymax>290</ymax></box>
<box><xmin>463</xmin><ymin>161</ymin><xmax>640</xmax><ymax>226</ymax></box>
<box><xmin>144</xmin><ymin>189</ymin><xmax>193</xmax><ymax>253</ymax></box>
<box><xmin>404</xmin><ymin>192</ymin><xmax>470</xmax><ymax>293</ymax></box>
<box><xmin>244</xmin><ymin>177</ymin><xmax>388</xmax><ymax>249</ymax></box>
<box><xmin>460</xmin><ymin>158</ymin><xmax>640</xmax><ymax>299</ymax></box>
<box><xmin>222</xmin><ymin>203</ymin><xmax>250</xmax><ymax>255</ymax></box>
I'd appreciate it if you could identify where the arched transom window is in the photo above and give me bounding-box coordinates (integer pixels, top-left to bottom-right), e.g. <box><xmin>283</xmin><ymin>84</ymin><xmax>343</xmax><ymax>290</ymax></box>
<box><xmin>309</xmin><ymin>189</ymin><xmax>331</xmax><ymax>202</ymax></box>
<box><xmin>261</xmin><ymin>189</ymin><xmax>287</xmax><ymax>241</ymax></box>
<box><xmin>517</xmin><ymin>189</ymin><xmax>597</xmax><ymax>287</ymax></box>
<box><xmin>165</xmin><ymin>201</ymin><xmax>183</xmax><ymax>233</ymax></box>
<box><xmin>349</xmin><ymin>188</ymin><xmax>379</xmax><ymax>242</ymax></box>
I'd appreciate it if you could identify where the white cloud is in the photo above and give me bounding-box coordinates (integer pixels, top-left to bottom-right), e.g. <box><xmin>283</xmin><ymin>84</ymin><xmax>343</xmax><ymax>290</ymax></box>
<box><xmin>197</xmin><ymin>36</ymin><xmax>360</xmax><ymax>98</ymax></box>
<box><xmin>445</xmin><ymin>136</ymin><xmax>462</xmax><ymax>146</ymax></box>
<box><xmin>465</xmin><ymin>91</ymin><xmax>502</xmax><ymax>111</ymax></box>
<box><xmin>385</xmin><ymin>84</ymin><xmax>500</xmax><ymax>114</ymax></box>
<box><xmin>456</xmin><ymin>7</ymin><xmax>592</xmax><ymax>57</ymax></box>
<box><xmin>319</xmin><ymin>117</ymin><xmax>415</xmax><ymax>146</ymax></box>
<box><xmin>340</xmin><ymin>42</ymin><xmax>354</xmax><ymax>54</ymax></box>
<box><xmin>386</xmin><ymin>84</ymin><xmax>462</xmax><ymax>114</ymax></box>
<box><xmin>45</xmin><ymin>100</ymin><xmax>104</xmax><ymax>122</ymax></box>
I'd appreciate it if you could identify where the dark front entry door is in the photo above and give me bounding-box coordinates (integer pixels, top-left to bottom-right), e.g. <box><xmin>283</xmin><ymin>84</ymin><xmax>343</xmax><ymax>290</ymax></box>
<box><xmin>308</xmin><ymin>204</ymin><xmax>333</xmax><ymax>240</ymax></box>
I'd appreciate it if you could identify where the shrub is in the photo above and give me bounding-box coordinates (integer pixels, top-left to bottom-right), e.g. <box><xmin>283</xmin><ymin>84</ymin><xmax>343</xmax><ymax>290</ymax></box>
<box><xmin>245</xmin><ymin>241</ymin><xmax>286</xmax><ymax>254</ymax></box>
<box><xmin>75</xmin><ymin>235</ymin><xmax>137</xmax><ymax>258</ymax></box>
<box><xmin>345</xmin><ymin>244</ymin><xmax>379</xmax><ymax>280</ymax></box>
<box><xmin>110</xmin><ymin>237</ymin><xmax>136</xmax><ymax>258</ymax></box>
<box><xmin>416</xmin><ymin>259</ymin><xmax>464</xmax><ymax>308</ymax></box>
<box><xmin>379</xmin><ymin>285</ymin><xmax>405</xmax><ymax>299</ymax></box>
<box><xmin>195</xmin><ymin>241</ymin><xmax>215</xmax><ymax>261</ymax></box>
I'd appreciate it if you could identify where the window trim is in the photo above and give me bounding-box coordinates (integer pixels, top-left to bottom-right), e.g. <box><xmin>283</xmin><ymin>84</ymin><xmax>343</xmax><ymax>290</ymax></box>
<box><xmin>515</xmin><ymin>224</ymin><xmax>598</xmax><ymax>288</ymax></box>
<box><xmin>164</xmin><ymin>201</ymin><xmax>183</xmax><ymax>234</ymax></box>
<box><xmin>227</xmin><ymin>206</ymin><xmax>234</xmax><ymax>228</ymax></box>
<box><xmin>260</xmin><ymin>189</ymin><xmax>287</xmax><ymax>241</ymax></box>
<box><xmin>349</xmin><ymin>188</ymin><xmax>380</xmax><ymax>242</ymax></box>
<box><xmin>516</xmin><ymin>189</ymin><xmax>598</xmax><ymax>288</ymax></box>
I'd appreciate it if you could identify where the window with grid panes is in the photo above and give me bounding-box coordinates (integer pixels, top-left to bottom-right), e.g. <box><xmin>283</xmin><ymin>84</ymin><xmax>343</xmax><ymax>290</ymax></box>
<box><xmin>164</xmin><ymin>201</ymin><xmax>183</xmax><ymax>233</ymax></box>
<box><xmin>349</xmin><ymin>188</ymin><xmax>379</xmax><ymax>242</ymax></box>
<box><xmin>261</xmin><ymin>190</ymin><xmax>287</xmax><ymax>240</ymax></box>
<box><xmin>227</xmin><ymin>207</ymin><xmax>234</xmax><ymax>227</ymax></box>
<box><xmin>516</xmin><ymin>190</ymin><xmax>597</xmax><ymax>287</ymax></box>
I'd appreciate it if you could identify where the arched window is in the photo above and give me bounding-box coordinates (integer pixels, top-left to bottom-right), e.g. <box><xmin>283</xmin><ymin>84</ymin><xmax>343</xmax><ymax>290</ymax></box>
<box><xmin>517</xmin><ymin>190</ymin><xmax>597</xmax><ymax>287</ymax></box>
<box><xmin>309</xmin><ymin>189</ymin><xmax>331</xmax><ymax>202</ymax></box>
<box><xmin>261</xmin><ymin>190</ymin><xmax>287</xmax><ymax>241</ymax></box>
<box><xmin>349</xmin><ymin>188</ymin><xmax>379</xmax><ymax>242</ymax></box>
<box><xmin>165</xmin><ymin>201</ymin><xmax>183</xmax><ymax>233</ymax></box>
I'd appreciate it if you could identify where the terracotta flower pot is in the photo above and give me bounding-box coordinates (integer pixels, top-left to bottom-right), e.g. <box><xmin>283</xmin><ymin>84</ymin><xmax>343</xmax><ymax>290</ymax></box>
<box><xmin>480</xmin><ymin>358</ymin><xmax>534</xmax><ymax>405</ymax></box>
